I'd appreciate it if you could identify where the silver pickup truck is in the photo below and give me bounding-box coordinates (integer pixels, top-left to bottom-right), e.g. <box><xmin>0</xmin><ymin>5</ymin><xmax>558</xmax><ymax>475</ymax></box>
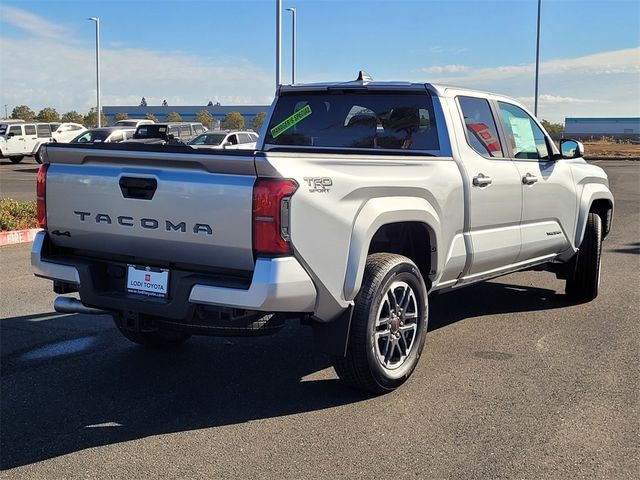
<box><xmin>32</xmin><ymin>73</ymin><xmax>614</xmax><ymax>393</ymax></box>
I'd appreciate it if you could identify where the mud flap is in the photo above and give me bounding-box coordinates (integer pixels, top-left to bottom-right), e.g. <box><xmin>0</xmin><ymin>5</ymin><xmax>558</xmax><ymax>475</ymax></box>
<box><xmin>311</xmin><ymin>305</ymin><xmax>353</xmax><ymax>357</ymax></box>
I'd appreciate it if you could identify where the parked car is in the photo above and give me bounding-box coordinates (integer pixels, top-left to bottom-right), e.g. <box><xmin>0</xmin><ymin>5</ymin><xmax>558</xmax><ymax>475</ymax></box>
<box><xmin>0</xmin><ymin>122</ymin><xmax>54</xmax><ymax>163</ymax></box>
<box><xmin>127</xmin><ymin>122</ymin><xmax>206</xmax><ymax>144</ymax></box>
<box><xmin>188</xmin><ymin>130</ymin><xmax>258</xmax><ymax>150</ymax></box>
<box><xmin>114</xmin><ymin>119</ymin><xmax>155</xmax><ymax>128</ymax></box>
<box><xmin>33</xmin><ymin>72</ymin><xmax>614</xmax><ymax>394</ymax></box>
<box><xmin>71</xmin><ymin>127</ymin><xmax>135</xmax><ymax>144</ymax></box>
<box><xmin>50</xmin><ymin>122</ymin><xmax>87</xmax><ymax>143</ymax></box>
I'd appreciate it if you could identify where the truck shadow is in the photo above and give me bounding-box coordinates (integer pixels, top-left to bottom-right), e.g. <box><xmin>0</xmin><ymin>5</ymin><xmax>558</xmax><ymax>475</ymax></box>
<box><xmin>1</xmin><ymin>279</ymin><xmax>567</xmax><ymax>469</ymax></box>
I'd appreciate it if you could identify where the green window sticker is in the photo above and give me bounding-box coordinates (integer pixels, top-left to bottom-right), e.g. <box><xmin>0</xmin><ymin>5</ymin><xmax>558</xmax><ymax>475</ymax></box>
<box><xmin>270</xmin><ymin>104</ymin><xmax>312</xmax><ymax>138</ymax></box>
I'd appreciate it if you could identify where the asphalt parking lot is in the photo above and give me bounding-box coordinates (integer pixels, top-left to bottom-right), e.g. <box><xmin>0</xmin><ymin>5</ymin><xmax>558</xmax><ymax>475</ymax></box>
<box><xmin>0</xmin><ymin>156</ymin><xmax>41</xmax><ymax>202</ymax></box>
<box><xmin>1</xmin><ymin>161</ymin><xmax>638</xmax><ymax>479</ymax></box>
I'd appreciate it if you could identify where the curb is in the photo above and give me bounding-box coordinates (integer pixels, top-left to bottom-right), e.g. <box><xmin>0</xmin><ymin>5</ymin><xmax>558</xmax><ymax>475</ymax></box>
<box><xmin>0</xmin><ymin>228</ymin><xmax>41</xmax><ymax>246</ymax></box>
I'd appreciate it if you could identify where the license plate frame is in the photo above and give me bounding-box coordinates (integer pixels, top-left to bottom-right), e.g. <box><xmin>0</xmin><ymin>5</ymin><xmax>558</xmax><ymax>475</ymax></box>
<box><xmin>126</xmin><ymin>265</ymin><xmax>170</xmax><ymax>298</ymax></box>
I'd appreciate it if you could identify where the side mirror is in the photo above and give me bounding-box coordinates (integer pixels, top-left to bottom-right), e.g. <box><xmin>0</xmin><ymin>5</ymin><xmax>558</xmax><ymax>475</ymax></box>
<box><xmin>559</xmin><ymin>138</ymin><xmax>584</xmax><ymax>159</ymax></box>
<box><xmin>7</xmin><ymin>132</ymin><xmax>14</xmax><ymax>138</ymax></box>
<box><xmin>222</xmin><ymin>141</ymin><xmax>230</xmax><ymax>149</ymax></box>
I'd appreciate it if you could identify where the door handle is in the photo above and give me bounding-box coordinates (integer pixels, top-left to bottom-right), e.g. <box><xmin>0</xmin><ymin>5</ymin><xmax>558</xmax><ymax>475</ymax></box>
<box><xmin>522</xmin><ymin>173</ymin><xmax>538</xmax><ymax>185</ymax></box>
<box><xmin>472</xmin><ymin>173</ymin><xmax>492</xmax><ymax>187</ymax></box>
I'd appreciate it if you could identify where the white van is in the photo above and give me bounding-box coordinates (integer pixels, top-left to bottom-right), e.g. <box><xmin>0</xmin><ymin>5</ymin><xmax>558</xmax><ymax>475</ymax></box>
<box><xmin>0</xmin><ymin>122</ymin><xmax>54</xmax><ymax>163</ymax></box>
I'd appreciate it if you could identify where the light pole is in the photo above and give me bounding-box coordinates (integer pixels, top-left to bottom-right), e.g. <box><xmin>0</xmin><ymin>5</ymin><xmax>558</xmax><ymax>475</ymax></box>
<box><xmin>276</xmin><ymin>0</ymin><xmax>282</xmax><ymax>89</ymax></box>
<box><xmin>534</xmin><ymin>0</ymin><xmax>541</xmax><ymax>117</ymax></box>
<box><xmin>88</xmin><ymin>17</ymin><xmax>101</xmax><ymax>127</ymax></box>
<box><xmin>4</xmin><ymin>104</ymin><xmax>7</xmax><ymax>119</ymax></box>
<box><xmin>287</xmin><ymin>7</ymin><xmax>296</xmax><ymax>84</ymax></box>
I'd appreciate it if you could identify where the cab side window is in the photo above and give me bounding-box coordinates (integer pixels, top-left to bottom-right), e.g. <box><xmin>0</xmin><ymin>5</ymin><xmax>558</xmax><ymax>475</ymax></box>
<box><xmin>37</xmin><ymin>124</ymin><xmax>52</xmax><ymax>138</ymax></box>
<box><xmin>498</xmin><ymin>102</ymin><xmax>550</xmax><ymax>160</ymax></box>
<box><xmin>458</xmin><ymin>96</ymin><xmax>503</xmax><ymax>158</ymax></box>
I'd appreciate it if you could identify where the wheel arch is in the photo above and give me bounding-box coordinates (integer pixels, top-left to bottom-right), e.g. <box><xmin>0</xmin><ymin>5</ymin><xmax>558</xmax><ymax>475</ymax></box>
<box><xmin>343</xmin><ymin>196</ymin><xmax>440</xmax><ymax>301</ymax></box>
<box><xmin>575</xmin><ymin>185</ymin><xmax>614</xmax><ymax>246</ymax></box>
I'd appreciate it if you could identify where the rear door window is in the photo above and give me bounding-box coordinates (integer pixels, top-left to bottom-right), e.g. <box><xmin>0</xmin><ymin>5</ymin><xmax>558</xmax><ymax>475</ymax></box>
<box><xmin>24</xmin><ymin>125</ymin><xmax>36</xmax><ymax>135</ymax></box>
<box><xmin>179</xmin><ymin>125</ymin><xmax>191</xmax><ymax>137</ymax></box>
<box><xmin>458</xmin><ymin>96</ymin><xmax>503</xmax><ymax>157</ymax></box>
<box><xmin>265</xmin><ymin>91</ymin><xmax>439</xmax><ymax>151</ymax></box>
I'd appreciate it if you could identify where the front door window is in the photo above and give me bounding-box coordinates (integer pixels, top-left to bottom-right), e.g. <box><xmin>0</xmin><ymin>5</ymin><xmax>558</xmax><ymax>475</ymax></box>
<box><xmin>498</xmin><ymin>102</ymin><xmax>550</xmax><ymax>160</ymax></box>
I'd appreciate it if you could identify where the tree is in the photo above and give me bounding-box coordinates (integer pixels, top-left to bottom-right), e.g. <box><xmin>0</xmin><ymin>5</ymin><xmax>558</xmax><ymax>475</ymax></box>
<box><xmin>36</xmin><ymin>107</ymin><xmax>60</xmax><ymax>123</ymax></box>
<box><xmin>165</xmin><ymin>112</ymin><xmax>182</xmax><ymax>122</ymax></box>
<box><xmin>83</xmin><ymin>108</ymin><xmax>108</xmax><ymax>128</ymax></box>
<box><xmin>11</xmin><ymin>105</ymin><xmax>35</xmax><ymax>122</ymax></box>
<box><xmin>221</xmin><ymin>112</ymin><xmax>244</xmax><ymax>130</ymax></box>
<box><xmin>162</xmin><ymin>99</ymin><xmax>168</xmax><ymax>106</ymax></box>
<box><xmin>61</xmin><ymin>111</ymin><xmax>84</xmax><ymax>124</ymax></box>
<box><xmin>139</xmin><ymin>97</ymin><xmax>148</xmax><ymax>107</ymax></box>
<box><xmin>541</xmin><ymin>119</ymin><xmax>564</xmax><ymax>136</ymax></box>
<box><xmin>251</xmin><ymin>112</ymin><xmax>267</xmax><ymax>132</ymax></box>
<box><xmin>114</xmin><ymin>112</ymin><xmax>129</xmax><ymax>122</ymax></box>
<box><xmin>207</xmin><ymin>100</ymin><xmax>214</xmax><ymax>106</ymax></box>
<box><xmin>215</xmin><ymin>102</ymin><xmax>221</xmax><ymax>106</ymax></box>
<box><xmin>195</xmin><ymin>110</ymin><xmax>214</xmax><ymax>129</ymax></box>
<box><xmin>145</xmin><ymin>113</ymin><xmax>158</xmax><ymax>122</ymax></box>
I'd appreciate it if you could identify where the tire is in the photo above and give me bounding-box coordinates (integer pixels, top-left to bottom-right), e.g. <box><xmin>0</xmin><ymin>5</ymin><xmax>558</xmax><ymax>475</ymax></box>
<box><xmin>115</xmin><ymin>318</ymin><xmax>191</xmax><ymax>349</ymax></box>
<box><xmin>332</xmin><ymin>253</ymin><xmax>428</xmax><ymax>394</ymax></box>
<box><xmin>9</xmin><ymin>156</ymin><xmax>24</xmax><ymax>164</ymax></box>
<box><xmin>35</xmin><ymin>147</ymin><xmax>43</xmax><ymax>164</ymax></box>
<box><xmin>566</xmin><ymin>212</ymin><xmax>602</xmax><ymax>303</ymax></box>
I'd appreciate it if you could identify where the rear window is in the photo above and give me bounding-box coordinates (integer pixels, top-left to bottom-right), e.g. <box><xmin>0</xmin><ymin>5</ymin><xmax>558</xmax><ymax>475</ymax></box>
<box><xmin>265</xmin><ymin>92</ymin><xmax>439</xmax><ymax>151</ymax></box>
<box><xmin>134</xmin><ymin>125</ymin><xmax>168</xmax><ymax>139</ymax></box>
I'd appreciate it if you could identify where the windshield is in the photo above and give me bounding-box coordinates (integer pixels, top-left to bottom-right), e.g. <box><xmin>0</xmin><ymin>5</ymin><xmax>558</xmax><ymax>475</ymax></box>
<box><xmin>265</xmin><ymin>91</ymin><xmax>439</xmax><ymax>151</ymax></box>
<box><xmin>134</xmin><ymin>125</ymin><xmax>168</xmax><ymax>139</ymax></box>
<box><xmin>189</xmin><ymin>133</ymin><xmax>227</xmax><ymax>145</ymax></box>
<box><xmin>72</xmin><ymin>130</ymin><xmax>111</xmax><ymax>143</ymax></box>
<box><xmin>0</xmin><ymin>124</ymin><xmax>7</xmax><ymax>136</ymax></box>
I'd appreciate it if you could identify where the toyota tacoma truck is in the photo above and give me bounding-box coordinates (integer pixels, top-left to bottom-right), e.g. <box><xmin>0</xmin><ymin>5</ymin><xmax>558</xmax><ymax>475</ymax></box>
<box><xmin>32</xmin><ymin>73</ymin><xmax>614</xmax><ymax>393</ymax></box>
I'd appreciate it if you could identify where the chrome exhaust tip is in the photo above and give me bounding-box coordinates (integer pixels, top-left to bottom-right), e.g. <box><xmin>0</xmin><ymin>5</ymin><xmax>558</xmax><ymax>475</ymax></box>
<box><xmin>54</xmin><ymin>297</ymin><xmax>110</xmax><ymax>315</ymax></box>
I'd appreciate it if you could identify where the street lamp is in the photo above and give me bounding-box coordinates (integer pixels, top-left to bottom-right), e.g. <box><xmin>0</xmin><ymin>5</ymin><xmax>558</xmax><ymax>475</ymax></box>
<box><xmin>534</xmin><ymin>0</ymin><xmax>541</xmax><ymax>117</ymax></box>
<box><xmin>88</xmin><ymin>17</ymin><xmax>101</xmax><ymax>127</ymax></box>
<box><xmin>286</xmin><ymin>7</ymin><xmax>296</xmax><ymax>84</ymax></box>
<box><xmin>276</xmin><ymin>0</ymin><xmax>282</xmax><ymax>89</ymax></box>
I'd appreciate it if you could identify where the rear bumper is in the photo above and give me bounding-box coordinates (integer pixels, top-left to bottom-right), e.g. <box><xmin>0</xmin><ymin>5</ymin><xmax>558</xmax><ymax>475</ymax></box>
<box><xmin>31</xmin><ymin>231</ymin><xmax>316</xmax><ymax>316</ymax></box>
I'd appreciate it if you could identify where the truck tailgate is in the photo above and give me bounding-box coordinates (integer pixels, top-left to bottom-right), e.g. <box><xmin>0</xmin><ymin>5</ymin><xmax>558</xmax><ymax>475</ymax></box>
<box><xmin>44</xmin><ymin>145</ymin><xmax>256</xmax><ymax>272</ymax></box>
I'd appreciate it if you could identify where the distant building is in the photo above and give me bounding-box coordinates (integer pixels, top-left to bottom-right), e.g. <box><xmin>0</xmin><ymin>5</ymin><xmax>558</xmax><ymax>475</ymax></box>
<box><xmin>103</xmin><ymin>105</ymin><xmax>271</xmax><ymax>130</ymax></box>
<box><xmin>564</xmin><ymin>117</ymin><xmax>639</xmax><ymax>140</ymax></box>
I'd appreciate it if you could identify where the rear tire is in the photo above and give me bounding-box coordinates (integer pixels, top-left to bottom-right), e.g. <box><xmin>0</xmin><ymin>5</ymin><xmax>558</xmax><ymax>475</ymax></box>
<box><xmin>332</xmin><ymin>253</ymin><xmax>428</xmax><ymax>394</ymax></box>
<box><xmin>115</xmin><ymin>318</ymin><xmax>191</xmax><ymax>349</ymax></box>
<box><xmin>35</xmin><ymin>147</ymin><xmax>43</xmax><ymax>164</ymax></box>
<box><xmin>9</xmin><ymin>156</ymin><xmax>24</xmax><ymax>164</ymax></box>
<box><xmin>566</xmin><ymin>212</ymin><xmax>602</xmax><ymax>302</ymax></box>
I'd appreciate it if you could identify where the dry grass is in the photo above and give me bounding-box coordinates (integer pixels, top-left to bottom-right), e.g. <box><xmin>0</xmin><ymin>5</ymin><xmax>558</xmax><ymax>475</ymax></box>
<box><xmin>583</xmin><ymin>141</ymin><xmax>640</xmax><ymax>159</ymax></box>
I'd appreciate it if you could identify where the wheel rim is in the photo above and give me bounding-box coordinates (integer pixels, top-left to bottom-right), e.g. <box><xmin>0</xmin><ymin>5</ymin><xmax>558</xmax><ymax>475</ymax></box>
<box><xmin>374</xmin><ymin>280</ymin><xmax>419</xmax><ymax>371</ymax></box>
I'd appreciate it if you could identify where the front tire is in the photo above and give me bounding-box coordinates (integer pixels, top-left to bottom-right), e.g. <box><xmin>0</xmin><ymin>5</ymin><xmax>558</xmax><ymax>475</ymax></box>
<box><xmin>566</xmin><ymin>212</ymin><xmax>602</xmax><ymax>302</ymax></box>
<box><xmin>333</xmin><ymin>253</ymin><xmax>428</xmax><ymax>394</ymax></box>
<box><xmin>115</xmin><ymin>318</ymin><xmax>191</xmax><ymax>349</ymax></box>
<box><xmin>9</xmin><ymin>156</ymin><xmax>24</xmax><ymax>164</ymax></box>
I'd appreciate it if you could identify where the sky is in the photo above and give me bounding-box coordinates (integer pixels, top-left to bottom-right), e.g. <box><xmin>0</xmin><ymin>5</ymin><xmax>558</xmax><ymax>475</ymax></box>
<box><xmin>0</xmin><ymin>0</ymin><xmax>638</xmax><ymax>123</ymax></box>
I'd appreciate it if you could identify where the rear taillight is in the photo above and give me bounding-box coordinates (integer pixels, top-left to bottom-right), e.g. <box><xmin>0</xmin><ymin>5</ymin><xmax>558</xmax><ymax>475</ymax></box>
<box><xmin>252</xmin><ymin>178</ymin><xmax>298</xmax><ymax>255</ymax></box>
<box><xmin>36</xmin><ymin>164</ymin><xmax>49</xmax><ymax>229</ymax></box>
